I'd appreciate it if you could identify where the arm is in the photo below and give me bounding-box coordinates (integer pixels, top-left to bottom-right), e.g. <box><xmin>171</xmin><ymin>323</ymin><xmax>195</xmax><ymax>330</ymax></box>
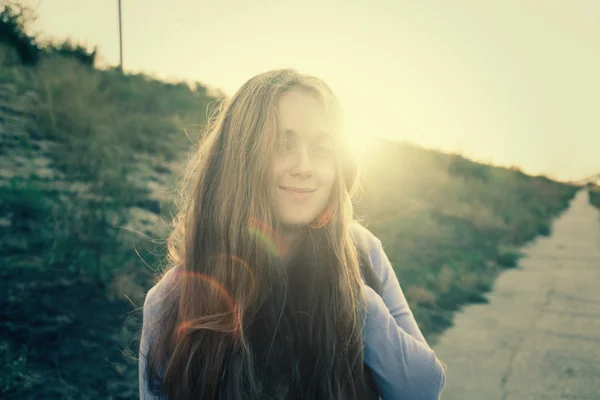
<box><xmin>362</xmin><ymin>284</ymin><xmax>446</xmax><ymax>400</ymax></box>
<box><xmin>140</xmin><ymin>265</ymin><xmax>186</xmax><ymax>400</ymax></box>
<box><xmin>362</xmin><ymin>236</ymin><xmax>446</xmax><ymax>399</ymax></box>
<box><xmin>139</xmin><ymin>285</ymin><xmax>165</xmax><ymax>400</ymax></box>
<box><xmin>369</xmin><ymin>238</ymin><xmax>428</xmax><ymax>344</ymax></box>
<box><xmin>139</xmin><ymin>267</ymin><xmax>181</xmax><ymax>399</ymax></box>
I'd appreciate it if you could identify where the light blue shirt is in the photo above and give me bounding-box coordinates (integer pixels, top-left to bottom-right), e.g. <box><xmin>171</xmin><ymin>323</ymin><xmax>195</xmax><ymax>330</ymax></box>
<box><xmin>356</xmin><ymin>224</ymin><xmax>446</xmax><ymax>399</ymax></box>
<box><xmin>139</xmin><ymin>224</ymin><xmax>446</xmax><ymax>399</ymax></box>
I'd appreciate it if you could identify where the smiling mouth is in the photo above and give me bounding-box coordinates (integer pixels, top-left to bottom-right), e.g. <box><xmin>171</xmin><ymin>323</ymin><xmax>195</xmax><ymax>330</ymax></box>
<box><xmin>278</xmin><ymin>187</ymin><xmax>317</xmax><ymax>199</ymax></box>
<box><xmin>279</xmin><ymin>186</ymin><xmax>317</xmax><ymax>193</ymax></box>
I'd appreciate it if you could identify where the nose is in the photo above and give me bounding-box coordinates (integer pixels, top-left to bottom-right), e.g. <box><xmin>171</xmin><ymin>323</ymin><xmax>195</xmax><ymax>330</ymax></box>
<box><xmin>290</xmin><ymin>147</ymin><xmax>313</xmax><ymax>178</ymax></box>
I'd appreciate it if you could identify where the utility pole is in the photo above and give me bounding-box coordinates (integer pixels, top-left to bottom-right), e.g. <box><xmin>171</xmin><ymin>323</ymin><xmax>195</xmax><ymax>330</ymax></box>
<box><xmin>118</xmin><ymin>0</ymin><xmax>123</xmax><ymax>72</ymax></box>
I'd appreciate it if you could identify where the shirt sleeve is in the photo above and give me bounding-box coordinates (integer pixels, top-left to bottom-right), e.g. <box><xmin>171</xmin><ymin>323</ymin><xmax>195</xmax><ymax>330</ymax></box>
<box><xmin>368</xmin><ymin>237</ymin><xmax>428</xmax><ymax>344</ymax></box>
<box><xmin>362</xmin><ymin>284</ymin><xmax>446</xmax><ymax>400</ymax></box>
<box><xmin>139</xmin><ymin>285</ymin><xmax>166</xmax><ymax>400</ymax></box>
<box><xmin>361</xmin><ymin>233</ymin><xmax>446</xmax><ymax>400</ymax></box>
<box><xmin>139</xmin><ymin>267</ymin><xmax>180</xmax><ymax>400</ymax></box>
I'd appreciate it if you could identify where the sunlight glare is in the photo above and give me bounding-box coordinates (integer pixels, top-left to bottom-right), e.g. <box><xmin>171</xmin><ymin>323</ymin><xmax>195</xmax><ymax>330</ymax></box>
<box><xmin>343</xmin><ymin>114</ymin><xmax>379</xmax><ymax>168</ymax></box>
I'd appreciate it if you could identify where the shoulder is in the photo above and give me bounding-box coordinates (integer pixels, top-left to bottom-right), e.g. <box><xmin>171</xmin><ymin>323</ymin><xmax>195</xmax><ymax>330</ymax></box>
<box><xmin>350</xmin><ymin>221</ymin><xmax>382</xmax><ymax>250</ymax></box>
<box><xmin>143</xmin><ymin>265</ymin><xmax>181</xmax><ymax>317</ymax></box>
<box><xmin>350</xmin><ymin>221</ymin><xmax>386</xmax><ymax>274</ymax></box>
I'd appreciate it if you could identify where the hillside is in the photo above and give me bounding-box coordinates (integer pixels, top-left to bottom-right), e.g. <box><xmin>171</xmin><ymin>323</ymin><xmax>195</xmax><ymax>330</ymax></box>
<box><xmin>354</xmin><ymin>140</ymin><xmax>578</xmax><ymax>339</ymax></box>
<box><xmin>0</xmin><ymin>6</ymin><xmax>582</xmax><ymax>398</ymax></box>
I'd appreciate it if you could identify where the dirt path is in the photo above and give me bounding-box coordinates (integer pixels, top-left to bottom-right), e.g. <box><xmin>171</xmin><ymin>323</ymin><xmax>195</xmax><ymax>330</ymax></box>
<box><xmin>433</xmin><ymin>189</ymin><xmax>600</xmax><ymax>399</ymax></box>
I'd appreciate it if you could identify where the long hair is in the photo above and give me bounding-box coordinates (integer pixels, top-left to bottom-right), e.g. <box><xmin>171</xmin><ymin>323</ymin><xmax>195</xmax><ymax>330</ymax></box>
<box><xmin>143</xmin><ymin>69</ymin><xmax>377</xmax><ymax>399</ymax></box>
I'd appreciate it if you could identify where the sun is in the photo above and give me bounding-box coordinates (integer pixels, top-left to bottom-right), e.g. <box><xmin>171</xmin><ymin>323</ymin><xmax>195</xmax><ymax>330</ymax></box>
<box><xmin>343</xmin><ymin>123</ymin><xmax>378</xmax><ymax>166</ymax></box>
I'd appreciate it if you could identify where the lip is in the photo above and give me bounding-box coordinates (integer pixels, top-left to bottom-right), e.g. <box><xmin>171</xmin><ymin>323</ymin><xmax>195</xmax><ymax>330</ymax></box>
<box><xmin>279</xmin><ymin>186</ymin><xmax>317</xmax><ymax>193</ymax></box>
<box><xmin>278</xmin><ymin>186</ymin><xmax>317</xmax><ymax>199</ymax></box>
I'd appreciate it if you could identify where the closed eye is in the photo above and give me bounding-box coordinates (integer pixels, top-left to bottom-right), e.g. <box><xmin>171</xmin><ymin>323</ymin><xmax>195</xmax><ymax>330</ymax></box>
<box><xmin>312</xmin><ymin>145</ymin><xmax>333</xmax><ymax>156</ymax></box>
<box><xmin>277</xmin><ymin>136</ymin><xmax>296</xmax><ymax>153</ymax></box>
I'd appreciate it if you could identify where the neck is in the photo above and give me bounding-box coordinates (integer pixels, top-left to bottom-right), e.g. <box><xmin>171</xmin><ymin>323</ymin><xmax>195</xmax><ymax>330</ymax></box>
<box><xmin>279</xmin><ymin>225</ymin><xmax>304</xmax><ymax>265</ymax></box>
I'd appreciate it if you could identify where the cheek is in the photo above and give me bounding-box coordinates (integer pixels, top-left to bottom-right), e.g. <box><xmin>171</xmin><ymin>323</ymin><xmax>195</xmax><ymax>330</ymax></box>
<box><xmin>319</xmin><ymin>162</ymin><xmax>337</xmax><ymax>193</ymax></box>
<box><xmin>270</xmin><ymin>158</ymin><xmax>284</xmax><ymax>184</ymax></box>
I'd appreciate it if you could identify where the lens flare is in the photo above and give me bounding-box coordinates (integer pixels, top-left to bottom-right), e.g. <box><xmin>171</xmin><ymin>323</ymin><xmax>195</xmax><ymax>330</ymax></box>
<box><xmin>248</xmin><ymin>217</ymin><xmax>287</xmax><ymax>258</ymax></box>
<box><xmin>215</xmin><ymin>253</ymin><xmax>257</xmax><ymax>295</ymax></box>
<box><xmin>162</xmin><ymin>225</ymin><xmax>278</xmax><ymax>340</ymax></box>
<box><xmin>175</xmin><ymin>271</ymin><xmax>239</xmax><ymax>337</ymax></box>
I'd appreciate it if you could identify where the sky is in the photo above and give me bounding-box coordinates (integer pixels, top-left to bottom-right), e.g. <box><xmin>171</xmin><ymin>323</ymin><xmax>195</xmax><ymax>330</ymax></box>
<box><xmin>25</xmin><ymin>0</ymin><xmax>599</xmax><ymax>182</ymax></box>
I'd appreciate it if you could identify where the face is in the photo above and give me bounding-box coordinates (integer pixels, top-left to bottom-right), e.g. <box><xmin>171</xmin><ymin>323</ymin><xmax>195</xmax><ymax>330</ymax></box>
<box><xmin>271</xmin><ymin>89</ymin><xmax>337</xmax><ymax>228</ymax></box>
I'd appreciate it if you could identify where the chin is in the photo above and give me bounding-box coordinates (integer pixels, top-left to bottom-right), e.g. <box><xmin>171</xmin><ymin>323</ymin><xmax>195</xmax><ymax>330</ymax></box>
<box><xmin>281</xmin><ymin>218</ymin><xmax>312</xmax><ymax>228</ymax></box>
<box><xmin>281</xmin><ymin>213</ymin><xmax>317</xmax><ymax>228</ymax></box>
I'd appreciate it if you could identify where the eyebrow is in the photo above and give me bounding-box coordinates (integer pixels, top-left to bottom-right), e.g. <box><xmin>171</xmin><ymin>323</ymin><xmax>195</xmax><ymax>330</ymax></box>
<box><xmin>284</xmin><ymin>129</ymin><xmax>333</xmax><ymax>143</ymax></box>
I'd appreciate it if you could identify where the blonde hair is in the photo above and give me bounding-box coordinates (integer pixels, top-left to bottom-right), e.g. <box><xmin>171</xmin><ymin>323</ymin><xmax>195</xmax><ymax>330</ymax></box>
<box><xmin>143</xmin><ymin>69</ymin><xmax>376</xmax><ymax>399</ymax></box>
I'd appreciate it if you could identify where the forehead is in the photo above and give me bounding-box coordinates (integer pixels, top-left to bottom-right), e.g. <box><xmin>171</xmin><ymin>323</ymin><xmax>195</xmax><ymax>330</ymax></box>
<box><xmin>277</xmin><ymin>89</ymin><xmax>335</xmax><ymax>140</ymax></box>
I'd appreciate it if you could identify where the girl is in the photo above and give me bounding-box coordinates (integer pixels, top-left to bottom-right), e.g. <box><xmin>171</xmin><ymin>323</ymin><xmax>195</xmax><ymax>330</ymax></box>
<box><xmin>138</xmin><ymin>69</ymin><xmax>446</xmax><ymax>399</ymax></box>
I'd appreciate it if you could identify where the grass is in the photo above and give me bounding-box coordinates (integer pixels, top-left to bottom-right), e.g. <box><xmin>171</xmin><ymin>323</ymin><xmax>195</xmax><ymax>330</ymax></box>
<box><xmin>0</xmin><ymin>341</ymin><xmax>41</xmax><ymax>395</ymax></box>
<box><xmin>354</xmin><ymin>141</ymin><xmax>578</xmax><ymax>338</ymax></box>
<box><xmin>1</xmin><ymin>43</ymin><xmax>217</xmax><ymax>286</ymax></box>
<box><xmin>589</xmin><ymin>185</ymin><xmax>600</xmax><ymax>210</ymax></box>
<box><xmin>0</xmin><ymin>176</ymin><xmax>145</xmax><ymax>282</ymax></box>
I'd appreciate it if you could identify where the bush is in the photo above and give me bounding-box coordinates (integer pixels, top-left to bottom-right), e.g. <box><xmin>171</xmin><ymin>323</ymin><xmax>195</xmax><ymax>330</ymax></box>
<box><xmin>0</xmin><ymin>3</ymin><xmax>40</xmax><ymax>66</ymax></box>
<box><xmin>1</xmin><ymin>2</ymin><xmax>97</xmax><ymax>68</ymax></box>
<box><xmin>496</xmin><ymin>248</ymin><xmax>521</xmax><ymax>268</ymax></box>
<box><xmin>44</xmin><ymin>39</ymin><xmax>97</xmax><ymax>68</ymax></box>
<box><xmin>589</xmin><ymin>186</ymin><xmax>600</xmax><ymax>210</ymax></box>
